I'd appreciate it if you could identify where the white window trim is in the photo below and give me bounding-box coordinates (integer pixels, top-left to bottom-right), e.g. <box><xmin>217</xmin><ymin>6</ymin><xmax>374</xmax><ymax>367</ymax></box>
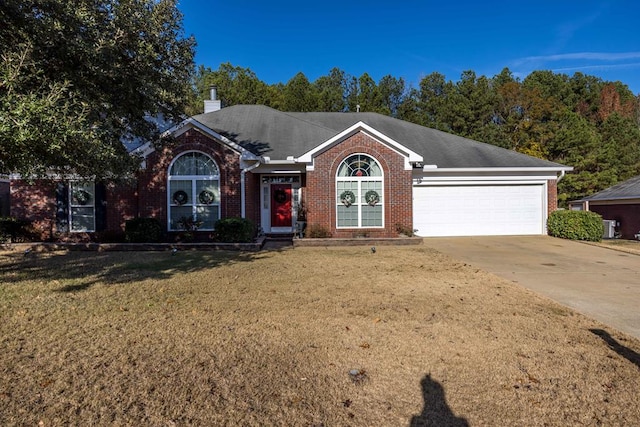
<box><xmin>69</xmin><ymin>181</ymin><xmax>96</xmax><ymax>233</ymax></box>
<box><xmin>167</xmin><ymin>151</ymin><xmax>221</xmax><ymax>231</ymax></box>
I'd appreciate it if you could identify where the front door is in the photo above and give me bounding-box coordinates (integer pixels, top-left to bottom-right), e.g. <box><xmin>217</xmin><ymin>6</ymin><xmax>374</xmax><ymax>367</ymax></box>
<box><xmin>271</xmin><ymin>184</ymin><xmax>292</xmax><ymax>228</ymax></box>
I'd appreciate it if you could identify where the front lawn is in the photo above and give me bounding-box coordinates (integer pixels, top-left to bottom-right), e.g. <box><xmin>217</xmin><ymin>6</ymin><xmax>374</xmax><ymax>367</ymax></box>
<box><xmin>1</xmin><ymin>246</ymin><xmax>639</xmax><ymax>425</ymax></box>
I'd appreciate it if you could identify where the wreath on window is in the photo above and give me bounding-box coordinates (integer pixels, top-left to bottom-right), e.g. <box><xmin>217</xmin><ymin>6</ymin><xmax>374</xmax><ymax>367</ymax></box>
<box><xmin>72</xmin><ymin>189</ymin><xmax>91</xmax><ymax>205</ymax></box>
<box><xmin>365</xmin><ymin>190</ymin><xmax>380</xmax><ymax>206</ymax></box>
<box><xmin>273</xmin><ymin>189</ymin><xmax>288</xmax><ymax>204</ymax></box>
<box><xmin>173</xmin><ymin>190</ymin><xmax>188</xmax><ymax>205</ymax></box>
<box><xmin>199</xmin><ymin>190</ymin><xmax>215</xmax><ymax>204</ymax></box>
<box><xmin>340</xmin><ymin>190</ymin><xmax>356</xmax><ymax>207</ymax></box>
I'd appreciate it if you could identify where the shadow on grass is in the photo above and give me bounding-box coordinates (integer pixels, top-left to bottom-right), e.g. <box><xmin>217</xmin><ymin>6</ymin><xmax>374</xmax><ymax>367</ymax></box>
<box><xmin>410</xmin><ymin>374</ymin><xmax>469</xmax><ymax>427</ymax></box>
<box><xmin>590</xmin><ymin>328</ymin><xmax>640</xmax><ymax>369</ymax></box>
<box><xmin>58</xmin><ymin>282</ymin><xmax>93</xmax><ymax>293</ymax></box>
<box><xmin>0</xmin><ymin>249</ymin><xmax>270</xmax><ymax>292</ymax></box>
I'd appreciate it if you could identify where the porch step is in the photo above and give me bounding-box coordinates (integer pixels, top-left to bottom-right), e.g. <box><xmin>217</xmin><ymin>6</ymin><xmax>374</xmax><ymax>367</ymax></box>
<box><xmin>263</xmin><ymin>234</ymin><xmax>294</xmax><ymax>250</ymax></box>
<box><xmin>265</xmin><ymin>233</ymin><xmax>294</xmax><ymax>241</ymax></box>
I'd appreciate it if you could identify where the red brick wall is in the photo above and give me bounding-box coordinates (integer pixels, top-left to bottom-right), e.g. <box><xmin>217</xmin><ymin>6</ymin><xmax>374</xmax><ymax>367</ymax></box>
<box><xmin>547</xmin><ymin>179</ymin><xmax>558</xmax><ymax>216</ymax></box>
<box><xmin>305</xmin><ymin>131</ymin><xmax>412</xmax><ymax>238</ymax></box>
<box><xmin>106</xmin><ymin>181</ymin><xmax>138</xmax><ymax>232</ymax></box>
<box><xmin>10</xmin><ymin>180</ymin><xmax>57</xmax><ymax>240</ymax></box>
<box><xmin>589</xmin><ymin>204</ymin><xmax>640</xmax><ymax>240</ymax></box>
<box><xmin>244</xmin><ymin>172</ymin><xmax>261</xmax><ymax>228</ymax></box>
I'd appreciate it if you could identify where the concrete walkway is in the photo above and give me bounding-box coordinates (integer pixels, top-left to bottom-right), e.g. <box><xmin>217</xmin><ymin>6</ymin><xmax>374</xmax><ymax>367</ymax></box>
<box><xmin>424</xmin><ymin>236</ymin><xmax>640</xmax><ymax>340</ymax></box>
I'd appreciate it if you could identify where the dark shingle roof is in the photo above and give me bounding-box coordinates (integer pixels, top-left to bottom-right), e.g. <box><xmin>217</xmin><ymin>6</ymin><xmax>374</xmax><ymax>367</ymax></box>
<box><xmin>582</xmin><ymin>175</ymin><xmax>640</xmax><ymax>201</ymax></box>
<box><xmin>193</xmin><ymin>105</ymin><xmax>568</xmax><ymax>169</ymax></box>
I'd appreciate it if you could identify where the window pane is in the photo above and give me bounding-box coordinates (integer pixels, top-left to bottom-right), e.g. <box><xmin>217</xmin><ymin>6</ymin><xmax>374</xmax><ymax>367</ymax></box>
<box><xmin>70</xmin><ymin>182</ymin><xmax>94</xmax><ymax>206</ymax></box>
<box><xmin>170</xmin><ymin>206</ymin><xmax>193</xmax><ymax>230</ymax></box>
<box><xmin>361</xmin><ymin>181</ymin><xmax>382</xmax><ymax>204</ymax></box>
<box><xmin>337</xmin><ymin>154</ymin><xmax>382</xmax><ymax>177</ymax></box>
<box><xmin>337</xmin><ymin>205</ymin><xmax>358</xmax><ymax>227</ymax></box>
<box><xmin>336</xmin><ymin>181</ymin><xmax>357</xmax><ymax>197</ymax></box>
<box><xmin>361</xmin><ymin>205</ymin><xmax>382</xmax><ymax>227</ymax></box>
<box><xmin>70</xmin><ymin>207</ymin><xmax>95</xmax><ymax>231</ymax></box>
<box><xmin>170</xmin><ymin>180</ymin><xmax>192</xmax><ymax>205</ymax></box>
<box><xmin>368</xmin><ymin>161</ymin><xmax>382</xmax><ymax>177</ymax></box>
<box><xmin>195</xmin><ymin>179</ymin><xmax>219</xmax><ymax>205</ymax></box>
<box><xmin>170</xmin><ymin>152</ymin><xmax>218</xmax><ymax>176</ymax></box>
<box><xmin>196</xmin><ymin>206</ymin><xmax>218</xmax><ymax>230</ymax></box>
<box><xmin>337</xmin><ymin>161</ymin><xmax>350</xmax><ymax>177</ymax></box>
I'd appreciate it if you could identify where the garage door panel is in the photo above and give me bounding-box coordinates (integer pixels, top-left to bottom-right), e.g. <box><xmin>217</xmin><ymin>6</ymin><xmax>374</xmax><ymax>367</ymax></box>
<box><xmin>413</xmin><ymin>185</ymin><xmax>544</xmax><ymax>237</ymax></box>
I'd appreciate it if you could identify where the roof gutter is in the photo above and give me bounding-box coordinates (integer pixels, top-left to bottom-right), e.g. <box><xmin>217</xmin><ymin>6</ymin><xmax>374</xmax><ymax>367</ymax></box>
<box><xmin>422</xmin><ymin>166</ymin><xmax>573</xmax><ymax>173</ymax></box>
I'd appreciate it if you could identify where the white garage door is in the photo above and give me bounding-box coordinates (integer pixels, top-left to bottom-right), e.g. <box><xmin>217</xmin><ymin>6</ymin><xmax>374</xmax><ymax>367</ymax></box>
<box><xmin>413</xmin><ymin>184</ymin><xmax>545</xmax><ymax>237</ymax></box>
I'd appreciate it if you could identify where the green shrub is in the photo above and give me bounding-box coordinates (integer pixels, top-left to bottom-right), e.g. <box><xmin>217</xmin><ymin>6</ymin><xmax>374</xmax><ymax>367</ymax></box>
<box><xmin>306</xmin><ymin>223</ymin><xmax>332</xmax><ymax>238</ymax></box>
<box><xmin>125</xmin><ymin>218</ymin><xmax>163</xmax><ymax>243</ymax></box>
<box><xmin>214</xmin><ymin>217</ymin><xmax>255</xmax><ymax>243</ymax></box>
<box><xmin>547</xmin><ymin>210</ymin><xmax>603</xmax><ymax>242</ymax></box>
<box><xmin>0</xmin><ymin>217</ymin><xmax>38</xmax><ymax>243</ymax></box>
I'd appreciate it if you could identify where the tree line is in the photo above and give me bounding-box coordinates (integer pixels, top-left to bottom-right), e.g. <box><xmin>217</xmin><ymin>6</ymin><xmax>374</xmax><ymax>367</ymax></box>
<box><xmin>192</xmin><ymin>63</ymin><xmax>640</xmax><ymax>205</ymax></box>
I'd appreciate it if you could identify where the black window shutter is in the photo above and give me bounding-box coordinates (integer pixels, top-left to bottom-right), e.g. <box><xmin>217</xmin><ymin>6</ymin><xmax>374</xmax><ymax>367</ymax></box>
<box><xmin>55</xmin><ymin>182</ymin><xmax>69</xmax><ymax>232</ymax></box>
<box><xmin>95</xmin><ymin>182</ymin><xmax>107</xmax><ymax>231</ymax></box>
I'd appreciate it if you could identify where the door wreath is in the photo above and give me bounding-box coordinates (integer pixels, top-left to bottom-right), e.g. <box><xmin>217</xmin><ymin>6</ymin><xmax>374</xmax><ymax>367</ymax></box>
<box><xmin>340</xmin><ymin>190</ymin><xmax>356</xmax><ymax>207</ymax></box>
<box><xmin>365</xmin><ymin>190</ymin><xmax>380</xmax><ymax>206</ymax></box>
<box><xmin>72</xmin><ymin>189</ymin><xmax>91</xmax><ymax>205</ymax></box>
<box><xmin>273</xmin><ymin>189</ymin><xmax>288</xmax><ymax>204</ymax></box>
<box><xmin>199</xmin><ymin>190</ymin><xmax>215</xmax><ymax>204</ymax></box>
<box><xmin>172</xmin><ymin>190</ymin><xmax>188</xmax><ymax>205</ymax></box>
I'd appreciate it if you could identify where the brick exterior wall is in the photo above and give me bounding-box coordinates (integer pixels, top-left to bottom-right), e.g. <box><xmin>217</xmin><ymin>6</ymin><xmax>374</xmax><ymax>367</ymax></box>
<box><xmin>8</xmin><ymin>128</ymin><xmax>245</xmax><ymax>241</ymax></box>
<box><xmin>106</xmin><ymin>181</ymin><xmax>138</xmax><ymax>232</ymax></box>
<box><xmin>244</xmin><ymin>172</ymin><xmax>261</xmax><ymax>227</ymax></box>
<box><xmin>547</xmin><ymin>179</ymin><xmax>558</xmax><ymax>216</ymax></box>
<box><xmin>589</xmin><ymin>203</ymin><xmax>640</xmax><ymax>240</ymax></box>
<box><xmin>10</xmin><ymin>180</ymin><xmax>58</xmax><ymax>240</ymax></box>
<box><xmin>305</xmin><ymin>131</ymin><xmax>413</xmax><ymax>238</ymax></box>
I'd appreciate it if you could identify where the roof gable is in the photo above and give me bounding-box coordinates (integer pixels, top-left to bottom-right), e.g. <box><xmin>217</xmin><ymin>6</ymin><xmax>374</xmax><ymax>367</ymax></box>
<box><xmin>298</xmin><ymin>121</ymin><xmax>422</xmax><ymax>170</ymax></box>
<box><xmin>133</xmin><ymin>117</ymin><xmax>260</xmax><ymax>162</ymax></box>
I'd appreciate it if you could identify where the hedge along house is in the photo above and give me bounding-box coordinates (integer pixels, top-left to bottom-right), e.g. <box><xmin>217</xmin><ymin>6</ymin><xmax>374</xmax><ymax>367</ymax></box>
<box><xmin>9</xmin><ymin>89</ymin><xmax>572</xmax><ymax>240</ymax></box>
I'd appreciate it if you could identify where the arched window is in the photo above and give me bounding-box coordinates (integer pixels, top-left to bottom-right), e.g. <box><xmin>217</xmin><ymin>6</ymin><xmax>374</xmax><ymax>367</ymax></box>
<box><xmin>336</xmin><ymin>154</ymin><xmax>383</xmax><ymax>228</ymax></box>
<box><xmin>168</xmin><ymin>151</ymin><xmax>220</xmax><ymax>231</ymax></box>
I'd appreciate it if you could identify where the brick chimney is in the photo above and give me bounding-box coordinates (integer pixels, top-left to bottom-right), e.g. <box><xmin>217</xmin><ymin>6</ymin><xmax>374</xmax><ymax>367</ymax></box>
<box><xmin>204</xmin><ymin>85</ymin><xmax>221</xmax><ymax>113</ymax></box>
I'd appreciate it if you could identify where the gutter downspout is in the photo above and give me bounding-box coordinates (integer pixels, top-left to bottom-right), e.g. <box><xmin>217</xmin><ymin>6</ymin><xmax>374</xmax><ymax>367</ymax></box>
<box><xmin>557</xmin><ymin>169</ymin><xmax>566</xmax><ymax>182</ymax></box>
<box><xmin>241</xmin><ymin>160</ymin><xmax>261</xmax><ymax>218</ymax></box>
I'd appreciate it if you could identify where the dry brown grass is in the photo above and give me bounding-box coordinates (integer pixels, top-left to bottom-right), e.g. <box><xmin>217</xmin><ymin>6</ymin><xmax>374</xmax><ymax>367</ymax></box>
<box><xmin>1</xmin><ymin>245</ymin><xmax>639</xmax><ymax>426</ymax></box>
<box><xmin>591</xmin><ymin>239</ymin><xmax>640</xmax><ymax>256</ymax></box>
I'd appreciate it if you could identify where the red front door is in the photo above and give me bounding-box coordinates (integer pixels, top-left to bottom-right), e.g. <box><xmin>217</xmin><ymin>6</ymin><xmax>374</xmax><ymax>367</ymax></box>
<box><xmin>271</xmin><ymin>184</ymin><xmax>292</xmax><ymax>228</ymax></box>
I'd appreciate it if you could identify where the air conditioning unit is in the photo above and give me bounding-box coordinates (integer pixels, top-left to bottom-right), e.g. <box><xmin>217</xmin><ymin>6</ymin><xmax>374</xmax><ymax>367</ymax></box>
<box><xmin>602</xmin><ymin>220</ymin><xmax>616</xmax><ymax>239</ymax></box>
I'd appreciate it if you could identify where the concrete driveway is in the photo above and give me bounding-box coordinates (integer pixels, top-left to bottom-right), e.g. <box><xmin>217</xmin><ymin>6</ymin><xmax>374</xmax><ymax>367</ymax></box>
<box><xmin>424</xmin><ymin>236</ymin><xmax>640</xmax><ymax>340</ymax></box>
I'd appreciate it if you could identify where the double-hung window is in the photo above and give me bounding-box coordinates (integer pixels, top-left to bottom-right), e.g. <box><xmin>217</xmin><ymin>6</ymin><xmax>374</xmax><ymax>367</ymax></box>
<box><xmin>69</xmin><ymin>181</ymin><xmax>96</xmax><ymax>232</ymax></box>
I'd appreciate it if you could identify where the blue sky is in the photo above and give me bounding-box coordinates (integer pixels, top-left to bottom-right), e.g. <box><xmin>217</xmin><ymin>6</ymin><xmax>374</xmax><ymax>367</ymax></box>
<box><xmin>178</xmin><ymin>1</ymin><xmax>640</xmax><ymax>95</ymax></box>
